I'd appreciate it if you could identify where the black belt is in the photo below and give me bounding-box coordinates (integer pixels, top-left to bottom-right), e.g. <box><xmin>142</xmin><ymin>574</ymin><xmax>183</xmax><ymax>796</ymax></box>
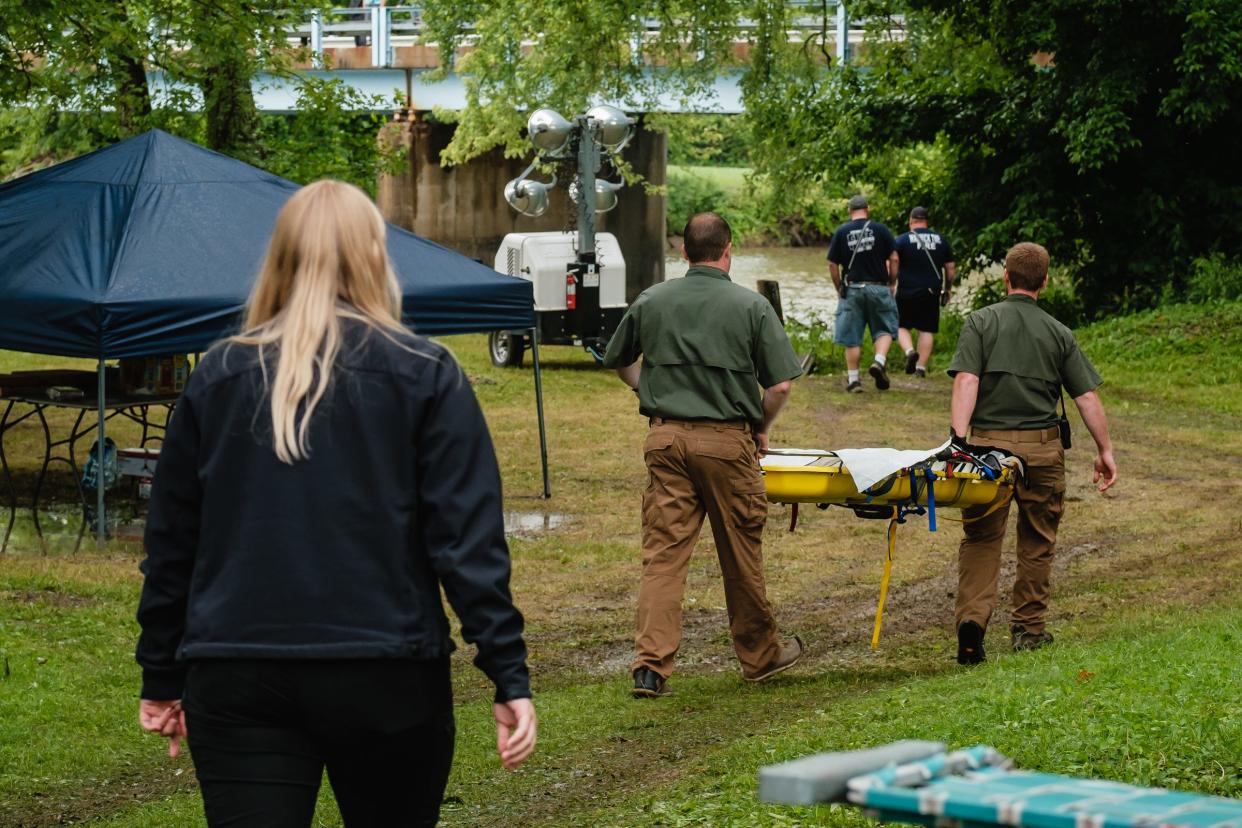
<box><xmin>649</xmin><ymin>417</ymin><xmax>750</xmax><ymax>431</ymax></box>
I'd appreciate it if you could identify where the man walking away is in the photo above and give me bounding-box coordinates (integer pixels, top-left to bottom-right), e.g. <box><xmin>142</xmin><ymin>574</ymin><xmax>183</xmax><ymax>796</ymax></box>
<box><xmin>603</xmin><ymin>212</ymin><xmax>806</xmax><ymax>699</ymax></box>
<box><xmin>827</xmin><ymin>195</ymin><xmax>900</xmax><ymax>392</ymax></box>
<box><xmin>895</xmin><ymin>207</ymin><xmax>956</xmax><ymax>377</ymax></box>
<box><xmin>946</xmin><ymin>242</ymin><xmax>1117</xmax><ymax>665</ymax></box>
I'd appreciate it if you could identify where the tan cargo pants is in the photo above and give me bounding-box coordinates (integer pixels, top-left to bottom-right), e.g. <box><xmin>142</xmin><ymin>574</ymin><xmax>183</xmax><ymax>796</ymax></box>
<box><xmin>957</xmin><ymin>425</ymin><xmax>1066</xmax><ymax>634</ymax></box>
<box><xmin>633</xmin><ymin>418</ymin><xmax>782</xmax><ymax>680</ymax></box>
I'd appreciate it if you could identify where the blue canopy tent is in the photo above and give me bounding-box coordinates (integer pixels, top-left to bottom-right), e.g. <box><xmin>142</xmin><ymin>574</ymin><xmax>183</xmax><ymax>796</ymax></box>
<box><xmin>0</xmin><ymin>130</ymin><xmax>548</xmax><ymax>544</ymax></box>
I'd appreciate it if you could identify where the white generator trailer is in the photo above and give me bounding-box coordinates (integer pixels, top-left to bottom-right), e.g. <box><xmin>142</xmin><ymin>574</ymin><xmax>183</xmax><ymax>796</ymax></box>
<box><xmin>489</xmin><ymin>231</ymin><xmax>628</xmax><ymax>366</ymax></box>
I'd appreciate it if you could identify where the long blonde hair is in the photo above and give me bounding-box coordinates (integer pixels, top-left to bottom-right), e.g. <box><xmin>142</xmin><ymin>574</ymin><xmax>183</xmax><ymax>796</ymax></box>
<box><xmin>235</xmin><ymin>180</ymin><xmax>406</xmax><ymax>464</ymax></box>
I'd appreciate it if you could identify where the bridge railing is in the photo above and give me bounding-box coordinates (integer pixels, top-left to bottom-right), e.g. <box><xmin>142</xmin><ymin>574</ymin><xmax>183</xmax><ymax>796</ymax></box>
<box><xmin>287</xmin><ymin>3</ymin><xmax>875</xmax><ymax>70</ymax></box>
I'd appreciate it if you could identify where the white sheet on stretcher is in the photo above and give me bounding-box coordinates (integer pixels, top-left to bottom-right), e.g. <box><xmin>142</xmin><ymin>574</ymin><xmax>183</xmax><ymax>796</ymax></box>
<box><xmin>833</xmin><ymin>442</ymin><xmax>951</xmax><ymax>492</ymax></box>
<box><xmin>764</xmin><ymin>441</ymin><xmax>952</xmax><ymax>493</ymax></box>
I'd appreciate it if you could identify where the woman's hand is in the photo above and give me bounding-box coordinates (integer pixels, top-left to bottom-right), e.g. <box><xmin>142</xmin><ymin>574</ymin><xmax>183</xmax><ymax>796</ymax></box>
<box><xmin>493</xmin><ymin>698</ymin><xmax>537</xmax><ymax>770</ymax></box>
<box><xmin>139</xmin><ymin>699</ymin><xmax>187</xmax><ymax>758</ymax></box>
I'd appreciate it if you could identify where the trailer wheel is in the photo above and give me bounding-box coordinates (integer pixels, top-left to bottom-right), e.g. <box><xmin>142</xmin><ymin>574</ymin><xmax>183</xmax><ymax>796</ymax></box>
<box><xmin>488</xmin><ymin>330</ymin><xmax>527</xmax><ymax>367</ymax></box>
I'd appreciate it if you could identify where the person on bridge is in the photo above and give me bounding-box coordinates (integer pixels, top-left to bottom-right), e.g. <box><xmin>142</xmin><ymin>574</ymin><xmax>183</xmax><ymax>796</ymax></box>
<box><xmin>946</xmin><ymin>241</ymin><xmax>1117</xmax><ymax>665</ymax></box>
<box><xmin>828</xmin><ymin>195</ymin><xmax>900</xmax><ymax>393</ymax></box>
<box><xmin>895</xmin><ymin>206</ymin><xmax>957</xmax><ymax>377</ymax></box>
<box><xmin>603</xmin><ymin>212</ymin><xmax>806</xmax><ymax>699</ymax></box>
<box><xmin>136</xmin><ymin>180</ymin><xmax>535</xmax><ymax>827</ymax></box>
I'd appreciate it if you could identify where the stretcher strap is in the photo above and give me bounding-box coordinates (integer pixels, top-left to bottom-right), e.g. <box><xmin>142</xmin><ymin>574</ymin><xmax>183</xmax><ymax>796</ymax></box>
<box><xmin>924</xmin><ymin>467</ymin><xmax>937</xmax><ymax>531</ymax></box>
<box><xmin>939</xmin><ymin>486</ymin><xmax>1016</xmax><ymax>525</ymax></box>
<box><xmin>870</xmin><ymin>508</ymin><xmax>900</xmax><ymax>650</ymax></box>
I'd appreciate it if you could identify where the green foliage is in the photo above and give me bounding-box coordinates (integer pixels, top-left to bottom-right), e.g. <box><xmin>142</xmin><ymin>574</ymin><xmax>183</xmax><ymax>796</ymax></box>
<box><xmin>937</xmin><ymin>307</ymin><xmax>965</xmax><ymax>356</ymax></box>
<box><xmin>0</xmin><ymin>1</ymin><xmax>332</xmax><ymax>166</ymax></box>
<box><xmin>665</xmin><ymin>166</ymin><xmax>772</xmax><ymax>241</ymax></box>
<box><xmin>968</xmin><ymin>272</ymin><xmax>1087</xmax><ymax>328</ymax></box>
<box><xmin>744</xmin><ymin>0</ymin><xmax>1242</xmax><ymax>315</ymax></box>
<box><xmin>666</xmin><ymin>168</ymin><xmax>730</xmax><ymax>233</ymax></box>
<box><xmin>665</xmin><ymin>165</ymin><xmax>840</xmax><ymax>245</ymax></box>
<box><xmin>256</xmin><ymin>78</ymin><xmax>405</xmax><ymax>196</ymax></box>
<box><xmin>0</xmin><ymin>2</ymin><xmax>400</xmax><ymax>195</ymax></box>
<box><xmin>1077</xmin><ymin>300</ymin><xmax>1242</xmax><ymax>416</ymax></box>
<box><xmin>420</xmin><ymin>0</ymin><xmax>750</xmax><ymax>164</ymax></box>
<box><xmin>1186</xmin><ymin>254</ymin><xmax>1242</xmax><ymax>304</ymax></box>
<box><xmin>651</xmin><ymin>113</ymin><xmax>751</xmax><ymax>167</ymax></box>
<box><xmin>783</xmin><ymin>317</ymin><xmax>843</xmax><ymax>372</ymax></box>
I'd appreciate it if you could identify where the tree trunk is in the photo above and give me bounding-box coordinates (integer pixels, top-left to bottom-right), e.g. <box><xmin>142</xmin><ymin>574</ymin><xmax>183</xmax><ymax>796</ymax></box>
<box><xmin>108</xmin><ymin>50</ymin><xmax>151</xmax><ymax>135</ymax></box>
<box><xmin>201</xmin><ymin>46</ymin><xmax>258</xmax><ymax>157</ymax></box>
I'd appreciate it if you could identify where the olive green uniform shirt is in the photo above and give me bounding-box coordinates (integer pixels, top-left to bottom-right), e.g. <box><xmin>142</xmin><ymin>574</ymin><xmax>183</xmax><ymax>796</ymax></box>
<box><xmin>602</xmin><ymin>265</ymin><xmax>802</xmax><ymax>427</ymax></box>
<box><xmin>948</xmin><ymin>294</ymin><xmax>1102</xmax><ymax>430</ymax></box>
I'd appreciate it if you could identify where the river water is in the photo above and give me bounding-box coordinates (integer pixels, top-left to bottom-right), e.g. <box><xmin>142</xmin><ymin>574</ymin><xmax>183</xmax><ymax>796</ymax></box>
<box><xmin>665</xmin><ymin>246</ymin><xmax>838</xmax><ymax>324</ymax></box>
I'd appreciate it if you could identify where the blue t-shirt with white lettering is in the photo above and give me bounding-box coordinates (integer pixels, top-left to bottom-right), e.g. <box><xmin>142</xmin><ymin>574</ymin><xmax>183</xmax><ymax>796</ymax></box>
<box><xmin>827</xmin><ymin>219</ymin><xmax>897</xmax><ymax>284</ymax></box>
<box><xmin>895</xmin><ymin>227</ymin><xmax>955</xmax><ymax>295</ymax></box>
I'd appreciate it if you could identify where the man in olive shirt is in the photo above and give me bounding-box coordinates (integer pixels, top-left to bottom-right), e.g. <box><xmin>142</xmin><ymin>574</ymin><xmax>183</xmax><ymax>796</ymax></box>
<box><xmin>947</xmin><ymin>242</ymin><xmax>1118</xmax><ymax>664</ymax></box>
<box><xmin>603</xmin><ymin>212</ymin><xmax>805</xmax><ymax>698</ymax></box>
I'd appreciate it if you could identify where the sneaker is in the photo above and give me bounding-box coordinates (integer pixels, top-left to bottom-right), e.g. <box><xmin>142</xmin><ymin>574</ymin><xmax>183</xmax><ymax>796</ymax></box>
<box><xmin>868</xmin><ymin>360</ymin><xmax>890</xmax><ymax>391</ymax></box>
<box><xmin>1011</xmin><ymin>628</ymin><xmax>1054</xmax><ymax>652</ymax></box>
<box><xmin>632</xmin><ymin>667</ymin><xmax>671</xmax><ymax>698</ymax></box>
<box><xmin>744</xmin><ymin>635</ymin><xmax>805</xmax><ymax>682</ymax></box>
<box><xmin>956</xmin><ymin>620</ymin><xmax>986</xmax><ymax>665</ymax></box>
<box><xmin>846</xmin><ymin>380</ymin><xmax>864</xmax><ymax>394</ymax></box>
<box><xmin>915</xmin><ymin>366</ymin><xmax>927</xmax><ymax>379</ymax></box>
<box><xmin>904</xmin><ymin>350</ymin><xmax>918</xmax><ymax>374</ymax></box>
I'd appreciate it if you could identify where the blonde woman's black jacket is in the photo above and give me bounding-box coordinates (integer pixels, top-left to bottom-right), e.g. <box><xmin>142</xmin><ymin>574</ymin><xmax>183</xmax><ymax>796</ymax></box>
<box><xmin>135</xmin><ymin>319</ymin><xmax>530</xmax><ymax>703</ymax></box>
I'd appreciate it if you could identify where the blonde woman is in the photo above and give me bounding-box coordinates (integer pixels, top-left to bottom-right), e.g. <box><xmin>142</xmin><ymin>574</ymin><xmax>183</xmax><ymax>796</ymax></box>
<box><xmin>135</xmin><ymin>180</ymin><xmax>535</xmax><ymax>827</ymax></box>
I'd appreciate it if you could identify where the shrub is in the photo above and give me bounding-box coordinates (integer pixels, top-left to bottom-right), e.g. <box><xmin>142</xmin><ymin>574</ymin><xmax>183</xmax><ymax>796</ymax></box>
<box><xmin>783</xmin><ymin>318</ymin><xmax>841</xmax><ymax>374</ymax></box>
<box><xmin>665</xmin><ymin>169</ymin><xmax>728</xmax><ymax>235</ymax></box>
<box><xmin>665</xmin><ymin>168</ymin><xmax>768</xmax><ymax>241</ymax></box>
<box><xmin>1186</xmin><ymin>253</ymin><xmax>1242</xmax><ymax>303</ymax></box>
<box><xmin>968</xmin><ymin>270</ymin><xmax>1087</xmax><ymax>328</ymax></box>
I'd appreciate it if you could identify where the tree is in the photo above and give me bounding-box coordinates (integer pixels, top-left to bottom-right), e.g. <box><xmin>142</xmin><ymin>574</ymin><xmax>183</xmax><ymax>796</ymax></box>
<box><xmin>418</xmin><ymin>0</ymin><xmax>751</xmax><ymax>164</ymax></box>
<box><xmin>744</xmin><ymin>0</ymin><xmax>1242</xmax><ymax>311</ymax></box>
<box><xmin>0</xmin><ymin>0</ymin><xmax>401</xmax><ymax>192</ymax></box>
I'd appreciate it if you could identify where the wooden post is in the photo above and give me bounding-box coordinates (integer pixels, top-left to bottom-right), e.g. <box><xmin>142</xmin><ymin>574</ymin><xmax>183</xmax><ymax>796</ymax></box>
<box><xmin>757</xmin><ymin>279</ymin><xmax>784</xmax><ymax>322</ymax></box>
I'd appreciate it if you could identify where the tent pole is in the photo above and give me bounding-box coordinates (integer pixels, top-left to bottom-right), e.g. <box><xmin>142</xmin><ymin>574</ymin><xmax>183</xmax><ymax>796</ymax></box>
<box><xmin>530</xmin><ymin>327</ymin><xmax>550</xmax><ymax>499</ymax></box>
<box><xmin>96</xmin><ymin>359</ymin><xmax>106</xmax><ymax>547</ymax></box>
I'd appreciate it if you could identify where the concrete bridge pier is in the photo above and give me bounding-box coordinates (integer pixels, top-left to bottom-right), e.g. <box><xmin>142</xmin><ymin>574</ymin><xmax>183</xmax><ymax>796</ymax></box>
<box><xmin>378</xmin><ymin>114</ymin><xmax>667</xmax><ymax>302</ymax></box>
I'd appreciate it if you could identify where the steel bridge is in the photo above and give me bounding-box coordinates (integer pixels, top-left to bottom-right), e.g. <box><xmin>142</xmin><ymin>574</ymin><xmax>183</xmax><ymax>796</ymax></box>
<box><xmin>220</xmin><ymin>3</ymin><xmax>869</xmax><ymax>113</ymax></box>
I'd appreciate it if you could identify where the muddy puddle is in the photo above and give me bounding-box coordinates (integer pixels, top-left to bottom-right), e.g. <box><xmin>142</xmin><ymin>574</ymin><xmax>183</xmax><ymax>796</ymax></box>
<box><xmin>504</xmin><ymin>511</ymin><xmax>568</xmax><ymax>536</ymax></box>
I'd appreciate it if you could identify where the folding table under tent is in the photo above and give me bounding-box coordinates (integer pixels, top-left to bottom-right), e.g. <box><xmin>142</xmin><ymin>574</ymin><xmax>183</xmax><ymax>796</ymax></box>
<box><xmin>0</xmin><ymin>129</ymin><xmax>544</xmax><ymax>545</ymax></box>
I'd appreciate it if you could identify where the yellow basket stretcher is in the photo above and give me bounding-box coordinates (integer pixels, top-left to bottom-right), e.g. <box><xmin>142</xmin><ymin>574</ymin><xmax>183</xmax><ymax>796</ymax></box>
<box><xmin>760</xmin><ymin>449</ymin><xmax>1019</xmax><ymax>649</ymax></box>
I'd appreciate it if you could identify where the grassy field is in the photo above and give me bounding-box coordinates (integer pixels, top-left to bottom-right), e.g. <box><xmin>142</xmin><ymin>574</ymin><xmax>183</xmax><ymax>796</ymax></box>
<box><xmin>1</xmin><ymin>301</ymin><xmax>1240</xmax><ymax>826</ymax></box>
<box><xmin>667</xmin><ymin>165</ymin><xmax>752</xmax><ymax>197</ymax></box>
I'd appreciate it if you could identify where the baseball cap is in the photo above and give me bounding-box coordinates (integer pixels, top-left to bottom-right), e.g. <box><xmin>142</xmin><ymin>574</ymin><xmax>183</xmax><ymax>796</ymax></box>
<box><xmin>846</xmin><ymin>194</ymin><xmax>869</xmax><ymax>211</ymax></box>
<box><xmin>909</xmin><ymin>206</ymin><xmax>929</xmax><ymax>220</ymax></box>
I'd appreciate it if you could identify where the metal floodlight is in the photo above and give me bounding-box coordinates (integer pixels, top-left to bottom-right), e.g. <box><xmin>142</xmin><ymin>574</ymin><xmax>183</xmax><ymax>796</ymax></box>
<box><xmin>505</xmin><ymin>178</ymin><xmax>550</xmax><ymax>217</ymax></box>
<box><xmin>585</xmin><ymin>104</ymin><xmax>635</xmax><ymax>150</ymax></box>
<box><xmin>527</xmin><ymin>108</ymin><xmax>572</xmax><ymax>153</ymax></box>
<box><xmin>569</xmin><ymin>178</ymin><xmax>623</xmax><ymax>213</ymax></box>
<box><xmin>594</xmin><ymin>180</ymin><xmax>622</xmax><ymax>212</ymax></box>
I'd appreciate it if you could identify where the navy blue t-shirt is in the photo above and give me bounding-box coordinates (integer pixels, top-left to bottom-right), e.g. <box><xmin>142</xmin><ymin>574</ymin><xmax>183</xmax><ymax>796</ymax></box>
<box><xmin>827</xmin><ymin>219</ymin><xmax>896</xmax><ymax>284</ymax></box>
<box><xmin>895</xmin><ymin>227</ymin><xmax>955</xmax><ymax>295</ymax></box>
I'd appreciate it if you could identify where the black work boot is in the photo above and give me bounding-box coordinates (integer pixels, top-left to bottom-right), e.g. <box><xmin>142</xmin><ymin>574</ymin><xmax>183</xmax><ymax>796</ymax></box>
<box><xmin>956</xmin><ymin>620</ymin><xmax>986</xmax><ymax>665</ymax></box>
<box><xmin>904</xmin><ymin>349</ymin><xmax>918</xmax><ymax>374</ymax></box>
<box><xmin>632</xmin><ymin>667</ymin><xmax>670</xmax><ymax>698</ymax></box>
<box><xmin>1011</xmin><ymin>627</ymin><xmax>1055</xmax><ymax>652</ymax></box>
<box><xmin>869</xmin><ymin>360</ymin><xmax>891</xmax><ymax>390</ymax></box>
